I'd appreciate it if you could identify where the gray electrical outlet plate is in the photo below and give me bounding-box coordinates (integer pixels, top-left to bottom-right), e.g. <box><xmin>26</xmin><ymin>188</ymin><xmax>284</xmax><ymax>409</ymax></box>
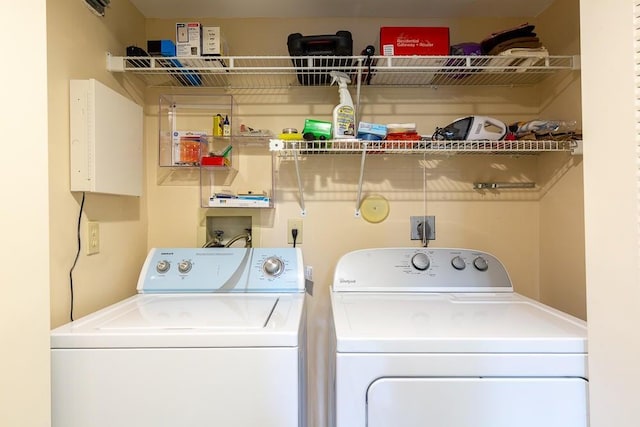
<box><xmin>410</xmin><ymin>216</ymin><xmax>436</xmax><ymax>240</ymax></box>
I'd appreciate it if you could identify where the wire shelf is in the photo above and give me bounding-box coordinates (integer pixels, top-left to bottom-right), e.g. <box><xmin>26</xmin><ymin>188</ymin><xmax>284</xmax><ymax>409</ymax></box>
<box><xmin>107</xmin><ymin>54</ymin><xmax>578</xmax><ymax>89</ymax></box>
<box><xmin>270</xmin><ymin>139</ymin><xmax>581</xmax><ymax>156</ymax></box>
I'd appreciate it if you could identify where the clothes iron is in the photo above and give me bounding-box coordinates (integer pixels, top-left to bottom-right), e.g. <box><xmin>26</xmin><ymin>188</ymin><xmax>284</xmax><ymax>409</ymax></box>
<box><xmin>432</xmin><ymin>116</ymin><xmax>507</xmax><ymax>141</ymax></box>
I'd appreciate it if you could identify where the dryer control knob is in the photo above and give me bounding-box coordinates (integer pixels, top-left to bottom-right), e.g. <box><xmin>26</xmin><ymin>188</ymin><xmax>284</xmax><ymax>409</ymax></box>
<box><xmin>411</xmin><ymin>253</ymin><xmax>431</xmax><ymax>271</ymax></box>
<box><xmin>263</xmin><ymin>257</ymin><xmax>284</xmax><ymax>277</ymax></box>
<box><xmin>178</xmin><ymin>260</ymin><xmax>192</xmax><ymax>274</ymax></box>
<box><xmin>156</xmin><ymin>260</ymin><xmax>170</xmax><ymax>273</ymax></box>
<box><xmin>473</xmin><ymin>256</ymin><xmax>489</xmax><ymax>271</ymax></box>
<box><xmin>451</xmin><ymin>256</ymin><xmax>466</xmax><ymax>270</ymax></box>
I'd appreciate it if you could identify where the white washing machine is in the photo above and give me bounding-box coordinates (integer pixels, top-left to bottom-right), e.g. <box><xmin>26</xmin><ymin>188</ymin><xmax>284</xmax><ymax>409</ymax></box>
<box><xmin>329</xmin><ymin>247</ymin><xmax>588</xmax><ymax>427</ymax></box>
<box><xmin>51</xmin><ymin>247</ymin><xmax>307</xmax><ymax>427</ymax></box>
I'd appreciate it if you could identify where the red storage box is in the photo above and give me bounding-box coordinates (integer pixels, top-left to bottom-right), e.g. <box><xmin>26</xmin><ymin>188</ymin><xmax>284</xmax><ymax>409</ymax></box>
<box><xmin>380</xmin><ymin>27</ymin><xmax>450</xmax><ymax>56</ymax></box>
<box><xmin>201</xmin><ymin>156</ymin><xmax>229</xmax><ymax>167</ymax></box>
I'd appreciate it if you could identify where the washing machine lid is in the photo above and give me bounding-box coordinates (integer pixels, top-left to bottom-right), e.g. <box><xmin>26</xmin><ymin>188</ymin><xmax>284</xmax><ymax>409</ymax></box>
<box><xmin>51</xmin><ymin>293</ymin><xmax>305</xmax><ymax>349</ymax></box>
<box><xmin>331</xmin><ymin>291</ymin><xmax>587</xmax><ymax>354</ymax></box>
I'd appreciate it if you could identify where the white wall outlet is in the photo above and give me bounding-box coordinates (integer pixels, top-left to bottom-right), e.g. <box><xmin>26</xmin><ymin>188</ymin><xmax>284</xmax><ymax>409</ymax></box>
<box><xmin>287</xmin><ymin>218</ymin><xmax>303</xmax><ymax>244</ymax></box>
<box><xmin>87</xmin><ymin>221</ymin><xmax>100</xmax><ymax>255</ymax></box>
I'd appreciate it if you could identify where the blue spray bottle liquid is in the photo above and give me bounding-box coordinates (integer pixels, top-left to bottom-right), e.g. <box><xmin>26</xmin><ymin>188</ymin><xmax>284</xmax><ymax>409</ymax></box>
<box><xmin>330</xmin><ymin>71</ymin><xmax>355</xmax><ymax>139</ymax></box>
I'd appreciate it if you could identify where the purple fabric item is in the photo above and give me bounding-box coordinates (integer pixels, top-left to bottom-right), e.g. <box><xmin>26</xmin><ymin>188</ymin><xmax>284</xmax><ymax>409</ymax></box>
<box><xmin>450</xmin><ymin>42</ymin><xmax>482</xmax><ymax>56</ymax></box>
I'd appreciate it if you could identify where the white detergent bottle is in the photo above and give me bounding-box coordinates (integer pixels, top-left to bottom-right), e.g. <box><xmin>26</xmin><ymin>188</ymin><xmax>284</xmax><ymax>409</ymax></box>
<box><xmin>330</xmin><ymin>71</ymin><xmax>356</xmax><ymax>139</ymax></box>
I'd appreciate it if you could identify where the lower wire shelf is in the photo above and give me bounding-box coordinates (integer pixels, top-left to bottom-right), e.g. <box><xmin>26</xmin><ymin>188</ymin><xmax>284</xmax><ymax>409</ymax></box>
<box><xmin>270</xmin><ymin>138</ymin><xmax>582</xmax><ymax>217</ymax></box>
<box><xmin>269</xmin><ymin>138</ymin><xmax>581</xmax><ymax>156</ymax></box>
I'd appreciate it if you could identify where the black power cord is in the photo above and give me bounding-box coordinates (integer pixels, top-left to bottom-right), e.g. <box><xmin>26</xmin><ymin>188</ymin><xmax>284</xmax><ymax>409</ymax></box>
<box><xmin>292</xmin><ymin>228</ymin><xmax>298</xmax><ymax>248</ymax></box>
<box><xmin>417</xmin><ymin>220</ymin><xmax>430</xmax><ymax>248</ymax></box>
<box><xmin>361</xmin><ymin>45</ymin><xmax>375</xmax><ymax>85</ymax></box>
<box><xmin>69</xmin><ymin>192</ymin><xmax>86</xmax><ymax>321</ymax></box>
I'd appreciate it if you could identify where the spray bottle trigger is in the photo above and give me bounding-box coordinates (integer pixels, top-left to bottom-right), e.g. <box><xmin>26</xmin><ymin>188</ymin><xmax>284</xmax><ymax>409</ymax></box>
<box><xmin>330</xmin><ymin>71</ymin><xmax>350</xmax><ymax>86</ymax></box>
<box><xmin>330</xmin><ymin>71</ymin><xmax>338</xmax><ymax>86</ymax></box>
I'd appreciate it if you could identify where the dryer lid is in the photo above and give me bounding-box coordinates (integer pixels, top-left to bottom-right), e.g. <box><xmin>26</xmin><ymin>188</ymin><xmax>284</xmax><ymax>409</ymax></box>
<box><xmin>331</xmin><ymin>292</ymin><xmax>587</xmax><ymax>354</ymax></box>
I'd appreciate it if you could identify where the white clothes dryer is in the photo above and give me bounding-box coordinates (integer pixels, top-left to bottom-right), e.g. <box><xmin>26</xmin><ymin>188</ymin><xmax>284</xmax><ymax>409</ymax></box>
<box><xmin>329</xmin><ymin>247</ymin><xmax>588</xmax><ymax>427</ymax></box>
<box><xmin>51</xmin><ymin>247</ymin><xmax>307</xmax><ymax>427</ymax></box>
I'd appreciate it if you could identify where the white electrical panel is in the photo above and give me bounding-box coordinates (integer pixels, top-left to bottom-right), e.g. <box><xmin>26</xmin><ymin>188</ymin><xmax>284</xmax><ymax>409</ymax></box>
<box><xmin>70</xmin><ymin>79</ymin><xmax>143</xmax><ymax>196</ymax></box>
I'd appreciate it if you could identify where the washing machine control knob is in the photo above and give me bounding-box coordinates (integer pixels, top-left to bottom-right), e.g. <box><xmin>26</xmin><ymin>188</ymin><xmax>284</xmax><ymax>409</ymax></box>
<box><xmin>156</xmin><ymin>260</ymin><xmax>170</xmax><ymax>273</ymax></box>
<box><xmin>178</xmin><ymin>260</ymin><xmax>192</xmax><ymax>274</ymax></box>
<box><xmin>411</xmin><ymin>253</ymin><xmax>431</xmax><ymax>271</ymax></box>
<box><xmin>473</xmin><ymin>256</ymin><xmax>489</xmax><ymax>271</ymax></box>
<box><xmin>451</xmin><ymin>256</ymin><xmax>466</xmax><ymax>270</ymax></box>
<box><xmin>263</xmin><ymin>257</ymin><xmax>284</xmax><ymax>277</ymax></box>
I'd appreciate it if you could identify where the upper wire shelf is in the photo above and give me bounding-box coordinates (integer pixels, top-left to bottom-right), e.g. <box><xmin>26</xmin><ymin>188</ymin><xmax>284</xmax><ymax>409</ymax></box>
<box><xmin>107</xmin><ymin>53</ymin><xmax>579</xmax><ymax>89</ymax></box>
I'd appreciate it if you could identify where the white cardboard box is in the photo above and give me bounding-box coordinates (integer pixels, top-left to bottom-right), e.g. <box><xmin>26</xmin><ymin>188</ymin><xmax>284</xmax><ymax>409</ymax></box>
<box><xmin>202</xmin><ymin>26</ymin><xmax>224</xmax><ymax>55</ymax></box>
<box><xmin>176</xmin><ymin>22</ymin><xmax>201</xmax><ymax>56</ymax></box>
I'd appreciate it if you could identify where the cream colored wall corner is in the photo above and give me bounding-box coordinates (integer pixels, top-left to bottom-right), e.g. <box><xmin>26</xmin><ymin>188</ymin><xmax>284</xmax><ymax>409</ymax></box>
<box><xmin>581</xmin><ymin>1</ymin><xmax>640</xmax><ymax>427</ymax></box>
<box><xmin>0</xmin><ymin>1</ymin><xmax>50</xmax><ymax>425</ymax></box>
<box><xmin>536</xmin><ymin>0</ymin><xmax>586</xmax><ymax>319</ymax></box>
<box><xmin>47</xmin><ymin>1</ymin><xmax>147</xmax><ymax>328</ymax></box>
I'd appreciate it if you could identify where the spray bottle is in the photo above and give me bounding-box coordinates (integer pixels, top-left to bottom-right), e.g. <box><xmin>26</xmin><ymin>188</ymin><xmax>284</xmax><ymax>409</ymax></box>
<box><xmin>330</xmin><ymin>71</ymin><xmax>356</xmax><ymax>139</ymax></box>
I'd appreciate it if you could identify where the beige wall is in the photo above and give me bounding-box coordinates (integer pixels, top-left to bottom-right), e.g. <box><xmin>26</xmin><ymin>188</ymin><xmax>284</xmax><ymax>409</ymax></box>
<box><xmin>142</xmin><ymin>14</ymin><xmax>584</xmax><ymax>427</ymax></box>
<box><xmin>537</xmin><ymin>0</ymin><xmax>586</xmax><ymax>319</ymax></box>
<box><xmin>581</xmin><ymin>1</ymin><xmax>640</xmax><ymax>426</ymax></box>
<box><xmin>143</xmin><ymin>15</ymin><xmax>583</xmax><ymax>302</ymax></box>
<box><xmin>7</xmin><ymin>0</ymin><xmax>637</xmax><ymax>425</ymax></box>
<box><xmin>23</xmin><ymin>1</ymin><xmax>586</xmax><ymax>426</ymax></box>
<box><xmin>0</xmin><ymin>1</ymin><xmax>50</xmax><ymax>425</ymax></box>
<box><xmin>47</xmin><ymin>0</ymin><xmax>147</xmax><ymax>328</ymax></box>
